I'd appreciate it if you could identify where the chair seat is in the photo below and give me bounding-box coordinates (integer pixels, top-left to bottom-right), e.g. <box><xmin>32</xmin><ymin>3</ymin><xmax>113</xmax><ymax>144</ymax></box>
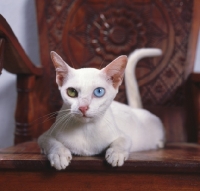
<box><xmin>0</xmin><ymin>141</ymin><xmax>200</xmax><ymax>173</ymax></box>
<box><xmin>1</xmin><ymin>142</ymin><xmax>200</xmax><ymax>190</ymax></box>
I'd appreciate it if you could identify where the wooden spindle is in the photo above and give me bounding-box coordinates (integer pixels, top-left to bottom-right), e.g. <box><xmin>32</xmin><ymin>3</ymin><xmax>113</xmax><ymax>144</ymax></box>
<box><xmin>15</xmin><ymin>74</ymin><xmax>36</xmax><ymax>144</ymax></box>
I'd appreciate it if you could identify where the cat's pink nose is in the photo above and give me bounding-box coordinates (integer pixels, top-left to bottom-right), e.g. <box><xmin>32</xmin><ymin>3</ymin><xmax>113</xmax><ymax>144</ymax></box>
<box><xmin>79</xmin><ymin>106</ymin><xmax>89</xmax><ymax>114</ymax></box>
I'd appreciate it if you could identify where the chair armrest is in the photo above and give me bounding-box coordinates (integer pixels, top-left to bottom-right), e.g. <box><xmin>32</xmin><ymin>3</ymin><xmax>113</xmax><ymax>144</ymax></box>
<box><xmin>0</xmin><ymin>14</ymin><xmax>42</xmax><ymax>76</ymax></box>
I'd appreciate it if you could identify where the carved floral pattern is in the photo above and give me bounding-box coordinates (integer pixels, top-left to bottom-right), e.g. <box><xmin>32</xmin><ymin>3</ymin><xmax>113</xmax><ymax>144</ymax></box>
<box><xmin>44</xmin><ymin>0</ymin><xmax>194</xmax><ymax>107</ymax></box>
<box><xmin>88</xmin><ymin>9</ymin><xmax>148</xmax><ymax>62</ymax></box>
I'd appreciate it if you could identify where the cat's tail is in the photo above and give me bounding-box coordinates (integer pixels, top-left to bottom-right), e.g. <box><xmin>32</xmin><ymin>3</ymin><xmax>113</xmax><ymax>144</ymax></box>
<box><xmin>125</xmin><ymin>48</ymin><xmax>162</xmax><ymax>108</ymax></box>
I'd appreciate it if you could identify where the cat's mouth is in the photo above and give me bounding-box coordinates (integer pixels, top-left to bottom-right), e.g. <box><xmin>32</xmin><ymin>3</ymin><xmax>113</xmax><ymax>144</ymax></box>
<box><xmin>75</xmin><ymin>114</ymin><xmax>93</xmax><ymax>123</ymax></box>
<box><xmin>82</xmin><ymin>114</ymin><xmax>92</xmax><ymax>118</ymax></box>
<box><xmin>73</xmin><ymin>112</ymin><xmax>93</xmax><ymax>121</ymax></box>
<box><xmin>75</xmin><ymin>112</ymin><xmax>92</xmax><ymax>119</ymax></box>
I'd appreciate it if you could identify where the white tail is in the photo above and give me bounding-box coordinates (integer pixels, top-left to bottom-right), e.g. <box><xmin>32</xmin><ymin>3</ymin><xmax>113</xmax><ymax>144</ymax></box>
<box><xmin>125</xmin><ymin>48</ymin><xmax>162</xmax><ymax>108</ymax></box>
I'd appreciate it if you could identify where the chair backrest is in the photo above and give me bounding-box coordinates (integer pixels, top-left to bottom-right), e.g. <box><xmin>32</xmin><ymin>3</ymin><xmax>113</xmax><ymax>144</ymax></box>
<box><xmin>14</xmin><ymin>0</ymin><xmax>200</xmax><ymax>144</ymax></box>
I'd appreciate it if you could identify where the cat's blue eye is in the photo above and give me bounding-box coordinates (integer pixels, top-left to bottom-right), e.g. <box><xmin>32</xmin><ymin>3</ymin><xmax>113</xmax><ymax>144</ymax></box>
<box><xmin>93</xmin><ymin>87</ymin><xmax>105</xmax><ymax>97</ymax></box>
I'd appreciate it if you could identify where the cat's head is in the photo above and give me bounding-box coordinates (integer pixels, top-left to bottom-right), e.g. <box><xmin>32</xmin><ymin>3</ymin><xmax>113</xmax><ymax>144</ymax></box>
<box><xmin>51</xmin><ymin>52</ymin><xmax>127</xmax><ymax>122</ymax></box>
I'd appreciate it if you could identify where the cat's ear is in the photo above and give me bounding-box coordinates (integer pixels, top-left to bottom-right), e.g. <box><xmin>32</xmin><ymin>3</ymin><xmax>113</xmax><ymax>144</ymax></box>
<box><xmin>102</xmin><ymin>55</ymin><xmax>127</xmax><ymax>89</ymax></box>
<box><xmin>50</xmin><ymin>51</ymin><xmax>72</xmax><ymax>87</ymax></box>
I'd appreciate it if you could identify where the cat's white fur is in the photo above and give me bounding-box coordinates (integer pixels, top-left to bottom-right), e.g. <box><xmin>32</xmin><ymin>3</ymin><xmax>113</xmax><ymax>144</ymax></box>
<box><xmin>38</xmin><ymin>48</ymin><xmax>165</xmax><ymax>170</ymax></box>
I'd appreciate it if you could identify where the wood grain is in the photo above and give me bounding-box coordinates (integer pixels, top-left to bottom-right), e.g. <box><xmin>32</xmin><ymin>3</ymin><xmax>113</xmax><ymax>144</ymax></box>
<box><xmin>0</xmin><ymin>171</ymin><xmax>200</xmax><ymax>191</ymax></box>
<box><xmin>1</xmin><ymin>142</ymin><xmax>200</xmax><ymax>173</ymax></box>
<box><xmin>15</xmin><ymin>75</ymin><xmax>37</xmax><ymax>144</ymax></box>
<box><xmin>1</xmin><ymin>142</ymin><xmax>200</xmax><ymax>190</ymax></box>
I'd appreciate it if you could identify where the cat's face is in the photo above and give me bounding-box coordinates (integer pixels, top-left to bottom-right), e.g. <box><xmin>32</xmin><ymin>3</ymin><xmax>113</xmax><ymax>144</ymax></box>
<box><xmin>51</xmin><ymin>52</ymin><xmax>127</xmax><ymax>123</ymax></box>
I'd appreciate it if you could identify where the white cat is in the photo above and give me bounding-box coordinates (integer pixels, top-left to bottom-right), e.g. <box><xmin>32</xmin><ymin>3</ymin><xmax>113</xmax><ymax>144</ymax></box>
<box><xmin>38</xmin><ymin>48</ymin><xmax>165</xmax><ymax>170</ymax></box>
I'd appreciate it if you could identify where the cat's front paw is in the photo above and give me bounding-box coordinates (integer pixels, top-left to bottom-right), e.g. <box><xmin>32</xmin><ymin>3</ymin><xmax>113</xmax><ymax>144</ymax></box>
<box><xmin>47</xmin><ymin>147</ymin><xmax>72</xmax><ymax>170</ymax></box>
<box><xmin>105</xmin><ymin>148</ymin><xmax>129</xmax><ymax>167</ymax></box>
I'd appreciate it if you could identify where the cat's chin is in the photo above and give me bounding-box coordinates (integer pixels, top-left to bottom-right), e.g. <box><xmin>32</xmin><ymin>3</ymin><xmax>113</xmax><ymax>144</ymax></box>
<box><xmin>74</xmin><ymin>115</ymin><xmax>95</xmax><ymax>123</ymax></box>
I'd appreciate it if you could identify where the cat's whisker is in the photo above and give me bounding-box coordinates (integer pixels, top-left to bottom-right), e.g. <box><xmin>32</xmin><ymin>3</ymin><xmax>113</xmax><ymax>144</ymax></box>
<box><xmin>48</xmin><ymin>112</ymin><xmax>73</xmax><ymax>132</ymax></box>
<box><xmin>40</xmin><ymin>112</ymin><xmax>66</xmax><ymax>124</ymax></box>
<box><xmin>31</xmin><ymin>111</ymin><xmax>59</xmax><ymax>124</ymax></box>
<box><xmin>39</xmin><ymin>111</ymin><xmax>70</xmax><ymax>125</ymax></box>
<box><xmin>49</xmin><ymin>114</ymin><xmax>70</xmax><ymax>135</ymax></box>
<box><xmin>60</xmin><ymin>115</ymin><xmax>74</xmax><ymax>132</ymax></box>
<box><xmin>58</xmin><ymin>112</ymin><xmax>81</xmax><ymax>133</ymax></box>
<box><xmin>49</xmin><ymin>111</ymin><xmax>80</xmax><ymax>135</ymax></box>
<box><xmin>31</xmin><ymin>109</ymin><xmax>71</xmax><ymax>125</ymax></box>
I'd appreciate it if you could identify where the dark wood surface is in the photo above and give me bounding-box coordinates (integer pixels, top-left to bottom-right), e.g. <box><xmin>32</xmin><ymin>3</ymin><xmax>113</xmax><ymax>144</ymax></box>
<box><xmin>1</xmin><ymin>141</ymin><xmax>200</xmax><ymax>173</ymax></box>
<box><xmin>1</xmin><ymin>142</ymin><xmax>200</xmax><ymax>190</ymax></box>
<box><xmin>1</xmin><ymin>171</ymin><xmax>200</xmax><ymax>191</ymax></box>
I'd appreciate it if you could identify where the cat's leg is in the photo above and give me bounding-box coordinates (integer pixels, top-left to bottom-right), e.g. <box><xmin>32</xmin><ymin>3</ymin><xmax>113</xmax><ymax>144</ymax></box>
<box><xmin>38</xmin><ymin>132</ymin><xmax>72</xmax><ymax>170</ymax></box>
<box><xmin>105</xmin><ymin>136</ymin><xmax>131</xmax><ymax>167</ymax></box>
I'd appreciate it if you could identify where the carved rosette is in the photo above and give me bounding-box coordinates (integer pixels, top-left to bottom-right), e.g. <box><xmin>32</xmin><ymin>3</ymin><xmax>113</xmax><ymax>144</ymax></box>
<box><xmin>89</xmin><ymin>9</ymin><xmax>147</xmax><ymax>61</ymax></box>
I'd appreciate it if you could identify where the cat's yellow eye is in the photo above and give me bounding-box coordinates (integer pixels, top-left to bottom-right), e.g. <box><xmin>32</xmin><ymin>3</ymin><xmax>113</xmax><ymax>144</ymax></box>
<box><xmin>67</xmin><ymin>88</ymin><xmax>78</xmax><ymax>98</ymax></box>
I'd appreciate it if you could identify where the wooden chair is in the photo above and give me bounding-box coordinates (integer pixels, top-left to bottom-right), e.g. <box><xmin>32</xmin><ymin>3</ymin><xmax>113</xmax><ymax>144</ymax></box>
<box><xmin>0</xmin><ymin>0</ymin><xmax>200</xmax><ymax>190</ymax></box>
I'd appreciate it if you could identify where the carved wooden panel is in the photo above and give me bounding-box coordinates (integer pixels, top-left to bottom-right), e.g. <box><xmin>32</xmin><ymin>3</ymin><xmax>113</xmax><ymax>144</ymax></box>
<box><xmin>41</xmin><ymin>0</ymin><xmax>193</xmax><ymax>109</ymax></box>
